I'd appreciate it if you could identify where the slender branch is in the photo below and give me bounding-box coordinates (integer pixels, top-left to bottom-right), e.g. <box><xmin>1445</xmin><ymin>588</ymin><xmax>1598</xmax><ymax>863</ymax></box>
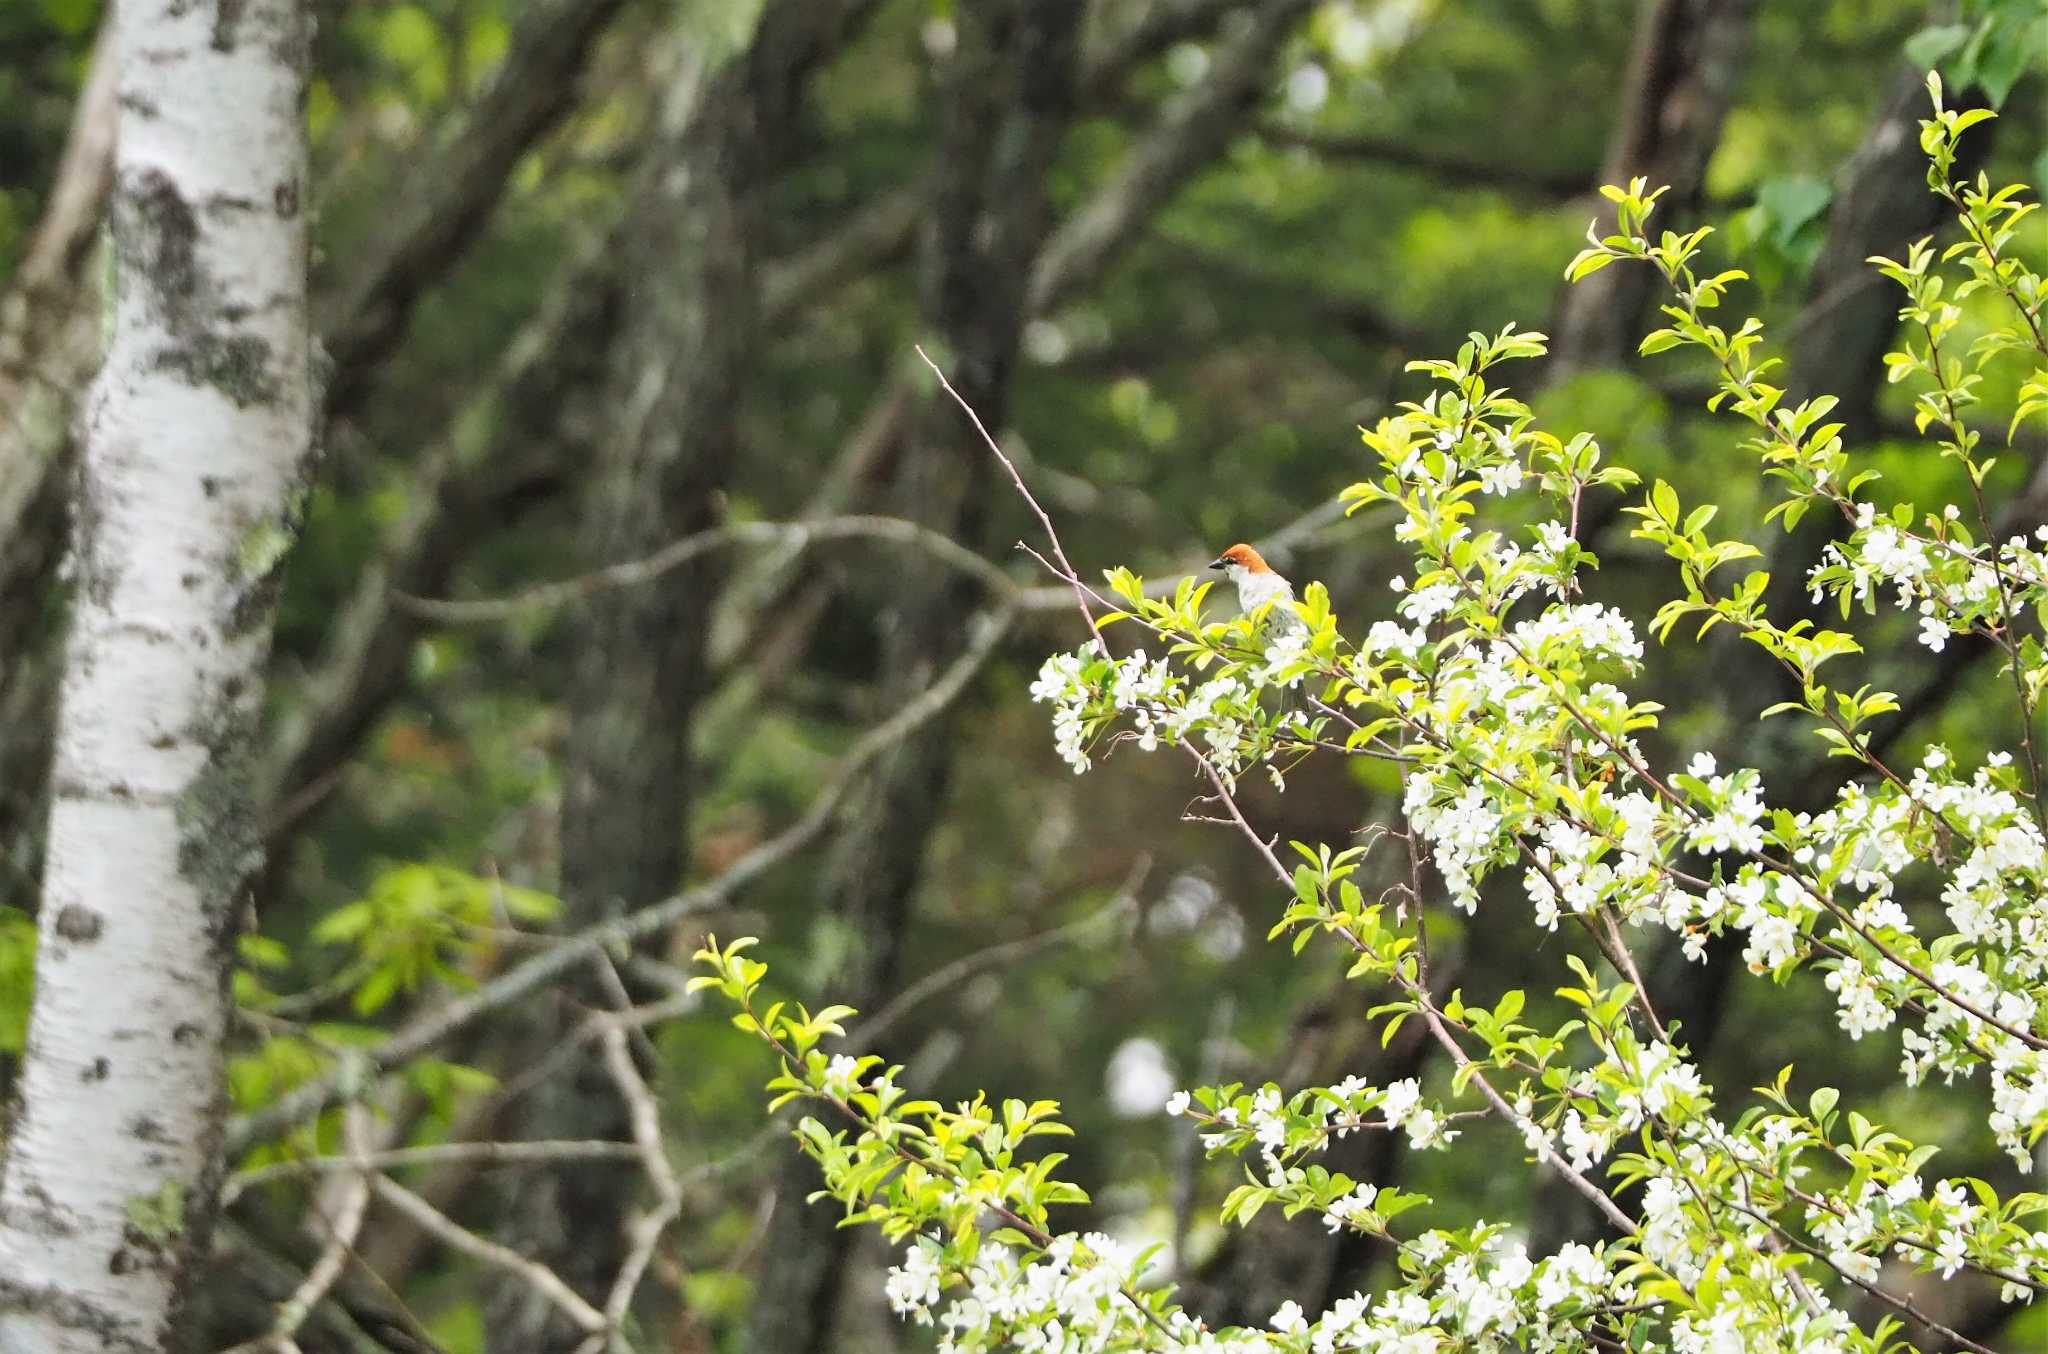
<box><xmin>918</xmin><ymin>345</ymin><xmax>1106</xmax><ymax>653</ymax></box>
<box><xmin>216</xmin><ymin>1109</ymin><xmax>376</xmax><ymax>1354</ymax></box>
<box><xmin>397</xmin><ymin>515</ymin><xmax>1019</xmax><ymax>622</ymax></box>
<box><xmin>374</xmin><ymin>1175</ymin><xmax>604</xmax><ymax>1333</ymax></box>
<box><xmin>572</xmin><ymin>1023</ymin><xmax>685</xmax><ymax>1354</ymax></box>
<box><xmin>1710</xmin><ymin>1190</ymin><xmax>2000</xmax><ymax>1354</ymax></box>
<box><xmin>850</xmin><ymin>862</ymin><xmax>1143</xmax><ymax>1047</ymax></box>
<box><xmin>223</xmin><ymin>1139</ymin><xmax>643</xmax><ymax>1205</ymax></box>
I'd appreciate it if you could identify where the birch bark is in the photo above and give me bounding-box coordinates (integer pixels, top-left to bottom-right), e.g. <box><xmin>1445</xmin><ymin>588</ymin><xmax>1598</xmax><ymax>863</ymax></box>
<box><xmin>0</xmin><ymin>1</ymin><xmax>313</xmax><ymax>1350</ymax></box>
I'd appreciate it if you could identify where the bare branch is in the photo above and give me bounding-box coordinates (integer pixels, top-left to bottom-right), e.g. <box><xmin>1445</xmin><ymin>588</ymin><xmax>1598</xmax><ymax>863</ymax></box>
<box><xmin>223</xmin><ymin>1140</ymin><xmax>642</xmax><ymax>1207</ymax></box>
<box><xmin>1254</xmin><ymin>121</ymin><xmax>1589</xmax><ymax>198</ymax></box>
<box><xmin>572</xmin><ymin>1024</ymin><xmax>685</xmax><ymax>1354</ymax></box>
<box><xmin>319</xmin><ymin>0</ymin><xmax>634</xmax><ymax>415</ymax></box>
<box><xmin>917</xmin><ymin>346</ymin><xmax>1105</xmax><ymax>652</ymax></box>
<box><xmin>396</xmin><ymin>515</ymin><xmax>1019</xmax><ymax>623</ymax></box>
<box><xmin>373</xmin><ymin>1175</ymin><xmax>604</xmax><ymax>1333</ymax></box>
<box><xmin>215</xmin><ymin>1108</ymin><xmax>376</xmax><ymax>1354</ymax></box>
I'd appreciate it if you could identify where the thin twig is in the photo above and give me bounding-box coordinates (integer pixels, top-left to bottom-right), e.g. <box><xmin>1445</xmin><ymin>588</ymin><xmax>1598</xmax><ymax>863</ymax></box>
<box><xmin>215</xmin><ymin>1109</ymin><xmax>375</xmax><ymax>1354</ymax></box>
<box><xmin>849</xmin><ymin>867</ymin><xmax>1143</xmax><ymax>1047</ymax></box>
<box><xmin>573</xmin><ymin>1023</ymin><xmax>686</xmax><ymax>1354</ymax></box>
<box><xmin>224</xmin><ymin>1139</ymin><xmax>643</xmax><ymax>1205</ymax></box>
<box><xmin>916</xmin><ymin>344</ymin><xmax>1106</xmax><ymax>654</ymax></box>
<box><xmin>374</xmin><ymin>1174</ymin><xmax>604</xmax><ymax>1333</ymax></box>
<box><xmin>397</xmin><ymin>515</ymin><xmax>1018</xmax><ymax>622</ymax></box>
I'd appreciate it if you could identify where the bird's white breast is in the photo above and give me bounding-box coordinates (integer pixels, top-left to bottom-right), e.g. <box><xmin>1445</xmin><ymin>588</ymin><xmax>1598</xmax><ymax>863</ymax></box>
<box><xmin>1234</xmin><ymin>569</ymin><xmax>1293</xmax><ymax>614</ymax></box>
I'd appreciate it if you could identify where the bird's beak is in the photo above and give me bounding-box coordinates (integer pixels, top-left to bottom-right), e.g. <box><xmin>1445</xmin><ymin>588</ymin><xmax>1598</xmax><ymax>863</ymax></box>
<box><xmin>1207</xmin><ymin>558</ymin><xmax>1227</xmax><ymax>571</ymax></box>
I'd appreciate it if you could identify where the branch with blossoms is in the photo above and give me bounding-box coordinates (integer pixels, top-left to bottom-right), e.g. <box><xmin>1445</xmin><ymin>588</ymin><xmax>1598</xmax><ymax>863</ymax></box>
<box><xmin>696</xmin><ymin>76</ymin><xmax>2048</xmax><ymax>1354</ymax></box>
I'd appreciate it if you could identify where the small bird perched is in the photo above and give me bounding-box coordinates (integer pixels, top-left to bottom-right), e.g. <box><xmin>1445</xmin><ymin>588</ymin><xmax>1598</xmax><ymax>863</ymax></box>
<box><xmin>1209</xmin><ymin>542</ymin><xmax>1302</xmax><ymax>631</ymax></box>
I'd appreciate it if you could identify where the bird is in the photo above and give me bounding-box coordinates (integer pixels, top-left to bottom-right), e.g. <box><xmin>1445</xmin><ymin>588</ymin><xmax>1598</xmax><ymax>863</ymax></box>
<box><xmin>1209</xmin><ymin>543</ymin><xmax>1303</xmax><ymax>632</ymax></box>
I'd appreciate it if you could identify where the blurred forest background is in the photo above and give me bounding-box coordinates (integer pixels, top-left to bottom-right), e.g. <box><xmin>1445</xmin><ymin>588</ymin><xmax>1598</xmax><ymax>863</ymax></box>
<box><xmin>3</xmin><ymin>0</ymin><xmax>2047</xmax><ymax>1351</ymax></box>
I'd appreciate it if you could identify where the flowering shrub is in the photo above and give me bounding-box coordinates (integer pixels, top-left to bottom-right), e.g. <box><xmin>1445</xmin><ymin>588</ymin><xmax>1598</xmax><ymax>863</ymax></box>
<box><xmin>703</xmin><ymin>78</ymin><xmax>2048</xmax><ymax>1352</ymax></box>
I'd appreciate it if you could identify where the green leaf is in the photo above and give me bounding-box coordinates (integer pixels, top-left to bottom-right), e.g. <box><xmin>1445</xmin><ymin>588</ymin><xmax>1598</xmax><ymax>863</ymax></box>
<box><xmin>353</xmin><ymin>965</ymin><xmax>401</xmax><ymax>1016</ymax></box>
<box><xmin>1903</xmin><ymin>23</ymin><xmax>1970</xmax><ymax>71</ymax></box>
<box><xmin>1756</xmin><ymin>175</ymin><xmax>1832</xmax><ymax>247</ymax></box>
<box><xmin>311</xmin><ymin>901</ymin><xmax>374</xmax><ymax>944</ymax></box>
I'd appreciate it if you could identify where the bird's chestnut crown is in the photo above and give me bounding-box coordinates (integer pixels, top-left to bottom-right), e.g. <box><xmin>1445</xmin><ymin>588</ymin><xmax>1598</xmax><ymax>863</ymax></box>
<box><xmin>1208</xmin><ymin>543</ymin><xmax>1271</xmax><ymax>574</ymax></box>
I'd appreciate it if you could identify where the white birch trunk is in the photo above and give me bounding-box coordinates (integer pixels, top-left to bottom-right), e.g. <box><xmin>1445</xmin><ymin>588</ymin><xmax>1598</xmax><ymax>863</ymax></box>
<box><xmin>0</xmin><ymin>1</ymin><xmax>312</xmax><ymax>1349</ymax></box>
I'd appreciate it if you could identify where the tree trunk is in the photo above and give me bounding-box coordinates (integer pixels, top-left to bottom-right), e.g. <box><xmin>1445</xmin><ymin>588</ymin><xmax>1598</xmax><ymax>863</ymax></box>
<box><xmin>744</xmin><ymin>5</ymin><xmax>1086</xmax><ymax>1350</ymax></box>
<box><xmin>1549</xmin><ymin>0</ymin><xmax>1753</xmax><ymax>377</ymax></box>
<box><xmin>487</xmin><ymin>7</ymin><xmax>878</xmax><ymax>1349</ymax></box>
<box><xmin>0</xmin><ymin>1</ymin><xmax>314</xmax><ymax>1350</ymax></box>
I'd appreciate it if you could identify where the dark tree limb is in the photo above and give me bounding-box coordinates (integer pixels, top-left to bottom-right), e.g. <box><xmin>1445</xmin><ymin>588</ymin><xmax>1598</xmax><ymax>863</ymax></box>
<box><xmin>257</xmin><ymin>242</ymin><xmax>621</xmax><ymax>820</ymax></box>
<box><xmin>1549</xmin><ymin>0</ymin><xmax>1754</xmax><ymax>376</ymax></box>
<box><xmin>1255</xmin><ymin>122</ymin><xmax>1592</xmax><ymax>200</ymax></box>
<box><xmin>317</xmin><ymin>0</ymin><xmax>634</xmax><ymax>418</ymax></box>
<box><xmin>490</xmin><ymin>4</ymin><xmax>885</xmax><ymax>1348</ymax></box>
<box><xmin>1029</xmin><ymin>0</ymin><xmax>1317</xmax><ymax>313</ymax></box>
<box><xmin>744</xmin><ymin>3</ymin><xmax>1091</xmax><ymax>1349</ymax></box>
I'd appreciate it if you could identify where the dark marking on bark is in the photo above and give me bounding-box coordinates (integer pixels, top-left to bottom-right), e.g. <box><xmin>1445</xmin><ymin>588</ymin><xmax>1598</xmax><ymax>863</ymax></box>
<box><xmin>150</xmin><ymin>733</ymin><xmax>177</xmax><ymax>749</ymax></box>
<box><xmin>71</xmin><ymin>465</ymin><xmax>116</xmax><ymax>608</ymax></box>
<box><xmin>274</xmin><ymin>178</ymin><xmax>300</xmax><ymax>218</ymax></box>
<box><xmin>53</xmin><ymin>904</ymin><xmax>103</xmax><ymax>942</ymax></box>
<box><xmin>108</xmin><ymin>1246</ymin><xmax>139</xmax><ymax>1274</ymax></box>
<box><xmin>0</xmin><ymin>1276</ymin><xmax>152</xmax><ymax>1352</ymax></box>
<box><xmin>202</xmin><ymin>194</ymin><xmax>259</xmax><ymax>218</ymax></box>
<box><xmin>81</xmin><ymin>1056</ymin><xmax>111</xmax><ymax>1082</ymax></box>
<box><xmin>130</xmin><ymin>169</ymin><xmax>199</xmax><ymax>318</ymax></box>
<box><xmin>153</xmin><ymin>333</ymin><xmax>280</xmax><ymax>409</ymax></box>
<box><xmin>175</xmin><ymin>695</ymin><xmax>261</xmax><ymax>966</ymax></box>
<box><xmin>171</xmin><ymin>1022</ymin><xmax>202</xmax><ymax>1046</ymax></box>
<box><xmin>211</xmin><ymin>0</ymin><xmax>250</xmax><ymax>53</ymax></box>
<box><xmin>199</xmin><ymin>477</ymin><xmax>222</xmax><ymax>499</ymax></box>
<box><xmin>3</xmin><ymin>1180</ymin><xmax>76</xmax><ymax>1238</ymax></box>
<box><xmin>117</xmin><ymin>92</ymin><xmax>160</xmax><ymax>119</ymax></box>
<box><xmin>127</xmin><ymin>1113</ymin><xmax>171</xmax><ymax>1144</ymax></box>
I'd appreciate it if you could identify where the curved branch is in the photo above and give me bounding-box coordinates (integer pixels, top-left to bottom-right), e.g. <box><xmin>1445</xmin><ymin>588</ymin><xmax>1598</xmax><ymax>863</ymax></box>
<box><xmin>318</xmin><ymin>0</ymin><xmax>634</xmax><ymax>416</ymax></box>
<box><xmin>395</xmin><ymin>514</ymin><xmax>1019</xmax><ymax>623</ymax></box>
<box><xmin>1028</xmin><ymin>0</ymin><xmax>1316</xmax><ymax>314</ymax></box>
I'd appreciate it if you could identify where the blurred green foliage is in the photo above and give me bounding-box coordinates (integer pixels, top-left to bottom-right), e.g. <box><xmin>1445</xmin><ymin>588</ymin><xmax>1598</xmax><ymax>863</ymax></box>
<box><xmin>3</xmin><ymin>0</ymin><xmax>2047</xmax><ymax>1347</ymax></box>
